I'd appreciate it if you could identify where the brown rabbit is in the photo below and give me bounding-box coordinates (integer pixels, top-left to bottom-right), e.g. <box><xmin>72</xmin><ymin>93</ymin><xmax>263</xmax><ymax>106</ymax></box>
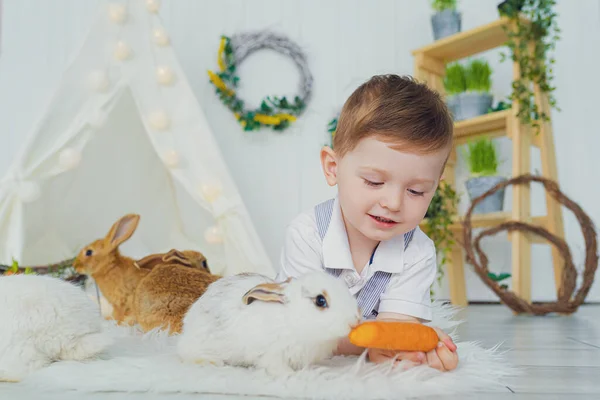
<box><xmin>73</xmin><ymin>214</ymin><xmax>220</xmax><ymax>334</ymax></box>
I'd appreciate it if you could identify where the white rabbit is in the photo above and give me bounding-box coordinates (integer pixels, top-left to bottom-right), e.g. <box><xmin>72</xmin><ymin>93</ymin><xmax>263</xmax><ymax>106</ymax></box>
<box><xmin>0</xmin><ymin>274</ymin><xmax>113</xmax><ymax>382</ymax></box>
<box><xmin>176</xmin><ymin>271</ymin><xmax>361</xmax><ymax>375</ymax></box>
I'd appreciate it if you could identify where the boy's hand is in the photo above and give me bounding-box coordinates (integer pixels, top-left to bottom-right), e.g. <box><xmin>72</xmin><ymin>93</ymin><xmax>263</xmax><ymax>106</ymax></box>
<box><xmin>367</xmin><ymin>326</ymin><xmax>459</xmax><ymax>372</ymax></box>
<box><xmin>367</xmin><ymin>347</ymin><xmax>426</xmax><ymax>367</ymax></box>
<box><xmin>425</xmin><ymin>327</ymin><xmax>458</xmax><ymax>372</ymax></box>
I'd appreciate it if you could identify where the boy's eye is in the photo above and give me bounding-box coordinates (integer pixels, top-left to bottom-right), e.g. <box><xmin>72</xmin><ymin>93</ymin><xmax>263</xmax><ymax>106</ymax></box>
<box><xmin>408</xmin><ymin>189</ymin><xmax>424</xmax><ymax>196</ymax></box>
<box><xmin>364</xmin><ymin>179</ymin><xmax>383</xmax><ymax>187</ymax></box>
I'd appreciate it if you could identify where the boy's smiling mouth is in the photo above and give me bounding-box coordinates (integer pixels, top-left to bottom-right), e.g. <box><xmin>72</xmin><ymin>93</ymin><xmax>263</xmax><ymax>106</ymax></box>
<box><xmin>368</xmin><ymin>214</ymin><xmax>398</xmax><ymax>227</ymax></box>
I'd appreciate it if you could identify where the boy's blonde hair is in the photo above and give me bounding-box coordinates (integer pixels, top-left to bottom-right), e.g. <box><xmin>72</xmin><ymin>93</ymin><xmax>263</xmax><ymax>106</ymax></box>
<box><xmin>333</xmin><ymin>74</ymin><xmax>454</xmax><ymax>158</ymax></box>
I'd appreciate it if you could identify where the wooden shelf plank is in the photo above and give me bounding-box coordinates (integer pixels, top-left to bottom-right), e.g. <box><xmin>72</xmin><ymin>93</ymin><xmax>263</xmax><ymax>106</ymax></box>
<box><xmin>454</xmin><ymin>109</ymin><xmax>510</xmax><ymax>144</ymax></box>
<box><xmin>452</xmin><ymin>108</ymin><xmax>541</xmax><ymax>147</ymax></box>
<box><xmin>420</xmin><ymin>212</ymin><xmax>546</xmax><ymax>232</ymax></box>
<box><xmin>420</xmin><ymin>212</ymin><xmax>508</xmax><ymax>232</ymax></box>
<box><xmin>451</xmin><ymin>211</ymin><xmax>511</xmax><ymax>229</ymax></box>
<box><xmin>412</xmin><ymin>16</ymin><xmax>530</xmax><ymax>63</ymax></box>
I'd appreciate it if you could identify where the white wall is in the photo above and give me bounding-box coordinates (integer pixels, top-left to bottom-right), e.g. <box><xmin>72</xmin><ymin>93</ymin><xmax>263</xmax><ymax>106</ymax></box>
<box><xmin>1</xmin><ymin>0</ymin><xmax>598</xmax><ymax>302</ymax></box>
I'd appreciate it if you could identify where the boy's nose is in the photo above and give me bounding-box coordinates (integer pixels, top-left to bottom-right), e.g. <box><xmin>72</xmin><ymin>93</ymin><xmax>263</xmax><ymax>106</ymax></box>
<box><xmin>381</xmin><ymin>190</ymin><xmax>403</xmax><ymax>212</ymax></box>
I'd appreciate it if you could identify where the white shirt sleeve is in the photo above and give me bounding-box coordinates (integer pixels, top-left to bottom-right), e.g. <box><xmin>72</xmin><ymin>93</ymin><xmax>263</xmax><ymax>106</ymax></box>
<box><xmin>377</xmin><ymin>231</ymin><xmax>437</xmax><ymax>322</ymax></box>
<box><xmin>276</xmin><ymin>211</ymin><xmax>323</xmax><ymax>282</ymax></box>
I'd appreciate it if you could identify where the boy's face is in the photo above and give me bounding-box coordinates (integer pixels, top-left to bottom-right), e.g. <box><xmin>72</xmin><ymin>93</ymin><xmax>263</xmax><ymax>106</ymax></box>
<box><xmin>321</xmin><ymin>136</ymin><xmax>449</xmax><ymax>243</ymax></box>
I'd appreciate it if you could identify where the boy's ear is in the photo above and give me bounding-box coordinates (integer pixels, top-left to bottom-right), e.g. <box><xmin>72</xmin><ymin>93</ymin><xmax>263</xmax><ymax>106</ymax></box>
<box><xmin>320</xmin><ymin>146</ymin><xmax>338</xmax><ymax>186</ymax></box>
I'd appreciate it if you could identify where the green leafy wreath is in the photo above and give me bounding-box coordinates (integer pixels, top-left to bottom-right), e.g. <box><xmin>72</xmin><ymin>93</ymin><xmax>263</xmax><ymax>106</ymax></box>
<box><xmin>207</xmin><ymin>32</ymin><xmax>313</xmax><ymax>132</ymax></box>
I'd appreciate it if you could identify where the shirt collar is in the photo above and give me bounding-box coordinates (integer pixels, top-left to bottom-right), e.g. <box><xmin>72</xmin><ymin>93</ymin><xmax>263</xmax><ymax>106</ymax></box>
<box><xmin>321</xmin><ymin>197</ymin><xmax>406</xmax><ymax>274</ymax></box>
<box><xmin>371</xmin><ymin>234</ymin><xmax>406</xmax><ymax>273</ymax></box>
<box><xmin>322</xmin><ymin>197</ymin><xmax>355</xmax><ymax>271</ymax></box>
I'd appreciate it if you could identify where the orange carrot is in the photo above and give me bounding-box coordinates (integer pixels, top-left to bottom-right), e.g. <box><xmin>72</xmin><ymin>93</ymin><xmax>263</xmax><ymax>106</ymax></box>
<box><xmin>348</xmin><ymin>321</ymin><xmax>439</xmax><ymax>352</ymax></box>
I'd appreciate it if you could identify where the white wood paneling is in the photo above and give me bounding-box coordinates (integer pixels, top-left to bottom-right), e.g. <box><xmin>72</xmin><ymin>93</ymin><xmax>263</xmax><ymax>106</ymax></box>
<box><xmin>0</xmin><ymin>0</ymin><xmax>598</xmax><ymax>302</ymax></box>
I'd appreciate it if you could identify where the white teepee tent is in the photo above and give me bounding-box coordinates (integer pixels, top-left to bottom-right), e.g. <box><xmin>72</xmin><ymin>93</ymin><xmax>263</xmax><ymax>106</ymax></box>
<box><xmin>0</xmin><ymin>0</ymin><xmax>274</xmax><ymax>277</ymax></box>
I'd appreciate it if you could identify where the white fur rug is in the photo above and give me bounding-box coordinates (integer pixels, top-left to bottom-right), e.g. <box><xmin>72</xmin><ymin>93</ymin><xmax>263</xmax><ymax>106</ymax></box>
<box><xmin>15</xmin><ymin>303</ymin><xmax>519</xmax><ymax>399</ymax></box>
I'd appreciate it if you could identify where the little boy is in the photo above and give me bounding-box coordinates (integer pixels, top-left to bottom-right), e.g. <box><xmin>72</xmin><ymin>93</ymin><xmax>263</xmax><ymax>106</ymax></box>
<box><xmin>276</xmin><ymin>74</ymin><xmax>458</xmax><ymax>372</ymax></box>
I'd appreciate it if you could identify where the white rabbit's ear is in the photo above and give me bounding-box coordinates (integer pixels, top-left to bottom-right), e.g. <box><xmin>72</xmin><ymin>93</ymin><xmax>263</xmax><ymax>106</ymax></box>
<box><xmin>242</xmin><ymin>280</ymin><xmax>290</xmax><ymax>305</ymax></box>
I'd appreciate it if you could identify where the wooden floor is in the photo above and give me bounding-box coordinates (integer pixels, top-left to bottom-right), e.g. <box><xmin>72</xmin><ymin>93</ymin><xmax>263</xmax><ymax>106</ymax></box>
<box><xmin>431</xmin><ymin>303</ymin><xmax>600</xmax><ymax>399</ymax></box>
<box><xmin>1</xmin><ymin>304</ymin><xmax>599</xmax><ymax>399</ymax></box>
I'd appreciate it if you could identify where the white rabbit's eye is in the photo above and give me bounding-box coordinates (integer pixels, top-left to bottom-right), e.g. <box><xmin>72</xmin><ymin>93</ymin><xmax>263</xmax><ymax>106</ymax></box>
<box><xmin>85</xmin><ymin>249</ymin><xmax>93</xmax><ymax>256</ymax></box>
<box><xmin>314</xmin><ymin>294</ymin><xmax>328</xmax><ymax>308</ymax></box>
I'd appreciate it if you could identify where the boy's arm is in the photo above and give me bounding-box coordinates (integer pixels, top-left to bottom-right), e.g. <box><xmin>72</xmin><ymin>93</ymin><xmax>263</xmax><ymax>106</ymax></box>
<box><xmin>369</xmin><ymin>237</ymin><xmax>458</xmax><ymax>370</ymax></box>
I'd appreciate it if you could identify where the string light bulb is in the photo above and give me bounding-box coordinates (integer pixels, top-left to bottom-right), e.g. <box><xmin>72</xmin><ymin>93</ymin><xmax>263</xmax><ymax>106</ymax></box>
<box><xmin>148</xmin><ymin>111</ymin><xmax>170</xmax><ymax>131</ymax></box>
<box><xmin>204</xmin><ymin>225</ymin><xmax>223</xmax><ymax>244</ymax></box>
<box><xmin>114</xmin><ymin>41</ymin><xmax>131</xmax><ymax>60</ymax></box>
<box><xmin>153</xmin><ymin>28</ymin><xmax>170</xmax><ymax>46</ymax></box>
<box><xmin>59</xmin><ymin>148</ymin><xmax>82</xmax><ymax>170</ymax></box>
<box><xmin>201</xmin><ymin>182</ymin><xmax>223</xmax><ymax>203</ymax></box>
<box><xmin>88</xmin><ymin>70</ymin><xmax>109</xmax><ymax>92</ymax></box>
<box><xmin>108</xmin><ymin>4</ymin><xmax>127</xmax><ymax>23</ymax></box>
<box><xmin>156</xmin><ymin>66</ymin><xmax>174</xmax><ymax>85</ymax></box>
<box><xmin>146</xmin><ymin>0</ymin><xmax>160</xmax><ymax>13</ymax></box>
<box><xmin>163</xmin><ymin>150</ymin><xmax>179</xmax><ymax>168</ymax></box>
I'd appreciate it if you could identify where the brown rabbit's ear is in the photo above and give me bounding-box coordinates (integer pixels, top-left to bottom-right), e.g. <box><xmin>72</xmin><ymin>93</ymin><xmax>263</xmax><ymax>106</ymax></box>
<box><xmin>162</xmin><ymin>249</ymin><xmax>193</xmax><ymax>266</ymax></box>
<box><xmin>242</xmin><ymin>280</ymin><xmax>291</xmax><ymax>305</ymax></box>
<box><xmin>134</xmin><ymin>253</ymin><xmax>163</xmax><ymax>270</ymax></box>
<box><xmin>105</xmin><ymin>214</ymin><xmax>140</xmax><ymax>251</ymax></box>
<box><xmin>135</xmin><ymin>250</ymin><xmax>193</xmax><ymax>270</ymax></box>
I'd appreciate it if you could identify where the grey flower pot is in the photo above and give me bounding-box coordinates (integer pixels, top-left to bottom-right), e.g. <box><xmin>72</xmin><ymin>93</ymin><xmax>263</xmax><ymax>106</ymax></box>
<box><xmin>431</xmin><ymin>10</ymin><xmax>462</xmax><ymax>40</ymax></box>
<box><xmin>446</xmin><ymin>95</ymin><xmax>460</xmax><ymax>121</ymax></box>
<box><xmin>447</xmin><ymin>92</ymin><xmax>493</xmax><ymax>121</ymax></box>
<box><xmin>466</xmin><ymin>176</ymin><xmax>507</xmax><ymax>214</ymax></box>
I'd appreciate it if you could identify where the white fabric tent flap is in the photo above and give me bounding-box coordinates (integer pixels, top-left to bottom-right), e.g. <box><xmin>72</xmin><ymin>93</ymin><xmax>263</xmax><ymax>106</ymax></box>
<box><xmin>0</xmin><ymin>0</ymin><xmax>273</xmax><ymax>278</ymax></box>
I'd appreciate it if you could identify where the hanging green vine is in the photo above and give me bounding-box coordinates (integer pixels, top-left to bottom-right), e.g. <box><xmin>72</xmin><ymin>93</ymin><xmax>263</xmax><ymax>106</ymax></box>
<box><xmin>423</xmin><ymin>181</ymin><xmax>460</xmax><ymax>288</ymax></box>
<box><xmin>499</xmin><ymin>0</ymin><xmax>560</xmax><ymax>134</ymax></box>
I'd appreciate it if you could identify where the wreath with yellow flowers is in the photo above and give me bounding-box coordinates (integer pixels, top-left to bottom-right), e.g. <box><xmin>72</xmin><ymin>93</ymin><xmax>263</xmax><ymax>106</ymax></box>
<box><xmin>207</xmin><ymin>31</ymin><xmax>313</xmax><ymax>132</ymax></box>
<box><xmin>327</xmin><ymin>115</ymin><xmax>338</xmax><ymax>148</ymax></box>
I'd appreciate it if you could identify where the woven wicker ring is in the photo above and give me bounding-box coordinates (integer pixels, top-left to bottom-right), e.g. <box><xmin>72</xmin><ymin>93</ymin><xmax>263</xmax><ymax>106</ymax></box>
<box><xmin>207</xmin><ymin>31</ymin><xmax>313</xmax><ymax>132</ymax></box>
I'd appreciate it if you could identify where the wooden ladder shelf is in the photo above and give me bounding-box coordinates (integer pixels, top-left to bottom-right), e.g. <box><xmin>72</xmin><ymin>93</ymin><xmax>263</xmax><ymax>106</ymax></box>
<box><xmin>413</xmin><ymin>17</ymin><xmax>565</xmax><ymax>306</ymax></box>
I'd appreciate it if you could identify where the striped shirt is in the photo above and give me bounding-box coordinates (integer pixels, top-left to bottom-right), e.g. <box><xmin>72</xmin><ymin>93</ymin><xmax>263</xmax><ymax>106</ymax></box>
<box><xmin>277</xmin><ymin>196</ymin><xmax>437</xmax><ymax>321</ymax></box>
